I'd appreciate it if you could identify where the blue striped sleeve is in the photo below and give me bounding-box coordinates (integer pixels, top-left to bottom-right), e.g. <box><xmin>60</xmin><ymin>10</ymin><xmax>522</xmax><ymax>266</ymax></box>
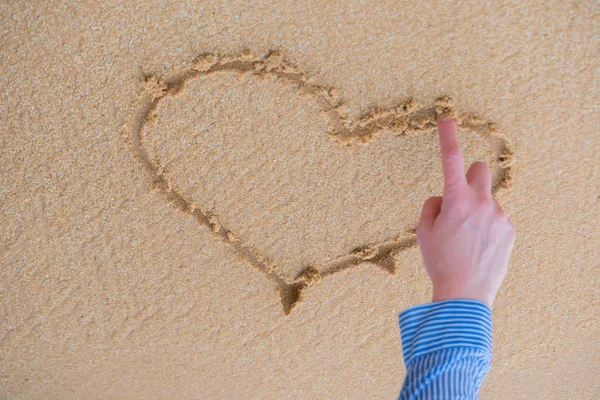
<box><xmin>398</xmin><ymin>299</ymin><xmax>493</xmax><ymax>400</ymax></box>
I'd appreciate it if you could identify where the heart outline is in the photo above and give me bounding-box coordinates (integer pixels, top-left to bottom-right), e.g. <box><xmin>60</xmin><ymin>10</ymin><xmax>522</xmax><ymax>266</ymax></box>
<box><xmin>125</xmin><ymin>50</ymin><xmax>513</xmax><ymax>314</ymax></box>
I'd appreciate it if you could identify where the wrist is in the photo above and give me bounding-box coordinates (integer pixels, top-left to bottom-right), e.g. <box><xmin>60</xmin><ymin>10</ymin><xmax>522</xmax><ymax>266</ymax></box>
<box><xmin>432</xmin><ymin>286</ymin><xmax>494</xmax><ymax>307</ymax></box>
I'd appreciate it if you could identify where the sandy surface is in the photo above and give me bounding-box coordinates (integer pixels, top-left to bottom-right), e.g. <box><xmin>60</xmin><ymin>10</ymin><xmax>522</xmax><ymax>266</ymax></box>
<box><xmin>1</xmin><ymin>0</ymin><xmax>598</xmax><ymax>398</ymax></box>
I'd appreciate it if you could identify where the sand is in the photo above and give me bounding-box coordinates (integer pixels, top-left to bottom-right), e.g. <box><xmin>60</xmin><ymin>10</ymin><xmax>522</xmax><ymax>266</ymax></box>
<box><xmin>1</xmin><ymin>0</ymin><xmax>598</xmax><ymax>398</ymax></box>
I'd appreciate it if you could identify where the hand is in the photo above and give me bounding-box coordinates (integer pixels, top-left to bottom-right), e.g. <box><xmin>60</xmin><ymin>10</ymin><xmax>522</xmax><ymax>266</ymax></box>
<box><xmin>416</xmin><ymin>118</ymin><xmax>516</xmax><ymax>307</ymax></box>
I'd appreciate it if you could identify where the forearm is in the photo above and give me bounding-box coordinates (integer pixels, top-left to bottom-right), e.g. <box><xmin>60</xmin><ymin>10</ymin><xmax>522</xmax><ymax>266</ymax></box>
<box><xmin>398</xmin><ymin>299</ymin><xmax>493</xmax><ymax>399</ymax></box>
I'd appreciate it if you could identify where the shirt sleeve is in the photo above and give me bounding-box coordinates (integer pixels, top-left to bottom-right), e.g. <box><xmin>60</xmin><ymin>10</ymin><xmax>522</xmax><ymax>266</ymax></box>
<box><xmin>398</xmin><ymin>299</ymin><xmax>493</xmax><ymax>400</ymax></box>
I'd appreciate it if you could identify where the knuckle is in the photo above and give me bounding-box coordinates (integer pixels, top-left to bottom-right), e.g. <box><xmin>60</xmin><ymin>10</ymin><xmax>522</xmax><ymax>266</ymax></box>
<box><xmin>454</xmin><ymin>201</ymin><xmax>471</xmax><ymax>217</ymax></box>
<box><xmin>444</xmin><ymin>149</ymin><xmax>462</xmax><ymax>159</ymax></box>
<box><xmin>444</xmin><ymin>181</ymin><xmax>462</xmax><ymax>193</ymax></box>
<box><xmin>445</xmin><ymin>191</ymin><xmax>474</xmax><ymax>217</ymax></box>
<box><xmin>448</xmin><ymin>185</ymin><xmax>468</xmax><ymax>199</ymax></box>
<box><xmin>494</xmin><ymin>202</ymin><xmax>507</xmax><ymax>216</ymax></box>
<box><xmin>469</xmin><ymin>194</ymin><xmax>493</xmax><ymax>213</ymax></box>
<box><xmin>477</xmin><ymin>195</ymin><xmax>494</xmax><ymax>209</ymax></box>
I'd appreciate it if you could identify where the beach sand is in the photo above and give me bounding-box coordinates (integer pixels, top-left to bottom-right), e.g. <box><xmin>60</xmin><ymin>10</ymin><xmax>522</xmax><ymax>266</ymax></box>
<box><xmin>1</xmin><ymin>1</ymin><xmax>598</xmax><ymax>398</ymax></box>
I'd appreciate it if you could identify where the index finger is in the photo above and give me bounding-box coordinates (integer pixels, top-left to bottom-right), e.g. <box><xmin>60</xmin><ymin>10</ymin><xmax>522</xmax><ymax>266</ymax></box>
<box><xmin>437</xmin><ymin>118</ymin><xmax>466</xmax><ymax>191</ymax></box>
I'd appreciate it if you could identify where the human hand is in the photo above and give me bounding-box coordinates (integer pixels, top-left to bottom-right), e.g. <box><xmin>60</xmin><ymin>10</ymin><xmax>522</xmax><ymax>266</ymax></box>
<box><xmin>416</xmin><ymin>118</ymin><xmax>516</xmax><ymax>307</ymax></box>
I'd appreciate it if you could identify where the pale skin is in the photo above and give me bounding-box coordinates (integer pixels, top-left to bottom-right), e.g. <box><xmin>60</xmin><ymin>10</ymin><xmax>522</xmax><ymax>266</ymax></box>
<box><xmin>417</xmin><ymin>118</ymin><xmax>516</xmax><ymax>307</ymax></box>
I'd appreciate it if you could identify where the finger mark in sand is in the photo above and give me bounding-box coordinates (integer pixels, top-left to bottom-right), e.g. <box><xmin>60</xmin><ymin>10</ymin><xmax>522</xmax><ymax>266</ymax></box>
<box><xmin>125</xmin><ymin>51</ymin><xmax>513</xmax><ymax>315</ymax></box>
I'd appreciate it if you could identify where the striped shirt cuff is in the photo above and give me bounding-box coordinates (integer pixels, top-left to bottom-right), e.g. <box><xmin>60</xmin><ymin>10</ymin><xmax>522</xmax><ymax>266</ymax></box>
<box><xmin>399</xmin><ymin>299</ymin><xmax>493</xmax><ymax>365</ymax></box>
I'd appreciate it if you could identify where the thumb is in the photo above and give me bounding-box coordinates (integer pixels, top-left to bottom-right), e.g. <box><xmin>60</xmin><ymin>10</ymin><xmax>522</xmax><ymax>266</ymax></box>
<box><xmin>418</xmin><ymin>196</ymin><xmax>443</xmax><ymax>230</ymax></box>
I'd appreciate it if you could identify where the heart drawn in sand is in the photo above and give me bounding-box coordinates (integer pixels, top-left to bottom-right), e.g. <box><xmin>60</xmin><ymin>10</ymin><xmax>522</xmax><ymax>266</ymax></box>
<box><xmin>126</xmin><ymin>51</ymin><xmax>513</xmax><ymax>314</ymax></box>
